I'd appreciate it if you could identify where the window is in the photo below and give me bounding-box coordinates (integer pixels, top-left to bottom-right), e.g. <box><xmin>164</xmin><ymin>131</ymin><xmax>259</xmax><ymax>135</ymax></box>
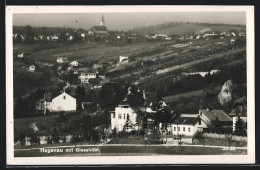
<box><xmin>183</xmin><ymin>127</ymin><xmax>185</xmax><ymax>131</ymax></box>
<box><xmin>63</xmin><ymin>95</ymin><xmax>66</xmax><ymax>99</ymax></box>
<box><xmin>124</xmin><ymin>113</ymin><xmax>125</xmax><ymax>119</ymax></box>
<box><xmin>113</xmin><ymin>113</ymin><xmax>115</xmax><ymax>118</ymax></box>
<box><xmin>178</xmin><ymin>127</ymin><xmax>180</xmax><ymax>131</ymax></box>
<box><xmin>118</xmin><ymin>114</ymin><xmax>122</xmax><ymax>119</ymax></box>
<box><xmin>174</xmin><ymin>127</ymin><xmax>176</xmax><ymax>131</ymax></box>
<box><xmin>188</xmin><ymin>127</ymin><xmax>191</xmax><ymax>132</ymax></box>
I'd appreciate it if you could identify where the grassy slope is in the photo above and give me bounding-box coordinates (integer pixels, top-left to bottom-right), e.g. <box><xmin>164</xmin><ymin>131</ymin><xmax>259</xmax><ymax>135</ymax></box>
<box><xmin>151</xmin><ymin>23</ymin><xmax>244</xmax><ymax>35</ymax></box>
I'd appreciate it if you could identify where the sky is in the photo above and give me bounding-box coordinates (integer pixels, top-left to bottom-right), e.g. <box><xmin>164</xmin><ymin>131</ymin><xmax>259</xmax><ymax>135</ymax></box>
<box><xmin>13</xmin><ymin>12</ymin><xmax>246</xmax><ymax>31</ymax></box>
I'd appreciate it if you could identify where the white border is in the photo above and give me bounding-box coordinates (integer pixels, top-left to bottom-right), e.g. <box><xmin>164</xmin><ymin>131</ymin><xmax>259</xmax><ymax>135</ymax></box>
<box><xmin>6</xmin><ymin>5</ymin><xmax>255</xmax><ymax>165</ymax></box>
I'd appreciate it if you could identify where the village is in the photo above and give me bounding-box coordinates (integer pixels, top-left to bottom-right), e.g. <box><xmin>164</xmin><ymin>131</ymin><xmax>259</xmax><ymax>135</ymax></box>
<box><xmin>13</xmin><ymin>14</ymin><xmax>247</xmax><ymax>156</ymax></box>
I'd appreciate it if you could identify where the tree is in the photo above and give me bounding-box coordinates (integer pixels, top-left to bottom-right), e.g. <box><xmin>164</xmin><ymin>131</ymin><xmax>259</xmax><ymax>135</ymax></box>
<box><xmin>75</xmin><ymin>86</ymin><xmax>86</xmax><ymax>109</ymax></box>
<box><xmin>234</xmin><ymin>117</ymin><xmax>247</xmax><ymax>136</ymax></box>
<box><xmin>123</xmin><ymin>114</ymin><xmax>133</xmax><ymax>132</ymax></box>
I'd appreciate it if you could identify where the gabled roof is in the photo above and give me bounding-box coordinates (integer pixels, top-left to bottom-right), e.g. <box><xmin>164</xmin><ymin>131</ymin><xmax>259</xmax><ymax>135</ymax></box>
<box><xmin>93</xmin><ymin>26</ymin><xmax>107</xmax><ymax>32</ymax></box>
<box><xmin>200</xmin><ymin>109</ymin><xmax>232</xmax><ymax>122</ymax></box>
<box><xmin>173</xmin><ymin>115</ymin><xmax>200</xmax><ymax>125</ymax></box>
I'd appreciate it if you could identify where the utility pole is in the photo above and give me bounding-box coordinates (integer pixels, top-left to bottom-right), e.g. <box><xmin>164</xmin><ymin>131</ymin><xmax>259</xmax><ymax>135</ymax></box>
<box><xmin>80</xmin><ymin>122</ymin><xmax>83</xmax><ymax>146</ymax></box>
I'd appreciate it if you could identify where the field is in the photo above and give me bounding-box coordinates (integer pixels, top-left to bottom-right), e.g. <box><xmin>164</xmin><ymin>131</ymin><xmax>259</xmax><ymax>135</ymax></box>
<box><xmin>16</xmin><ymin>40</ymin><xmax>175</xmax><ymax>64</ymax></box>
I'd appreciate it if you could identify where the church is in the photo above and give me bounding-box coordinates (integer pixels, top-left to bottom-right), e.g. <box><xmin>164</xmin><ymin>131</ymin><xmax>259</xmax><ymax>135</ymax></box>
<box><xmin>91</xmin><ymin>14</ymin><xmax>108</xmax><ymax>38</ymax></box>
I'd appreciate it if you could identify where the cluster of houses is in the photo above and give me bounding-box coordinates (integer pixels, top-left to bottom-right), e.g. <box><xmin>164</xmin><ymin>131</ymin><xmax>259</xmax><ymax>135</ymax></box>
<box><xmin>56</xmin><ymin>57</ymin><xmax>105</xmax><ymax>89</ymax></box>
<box><xmin>110</xmin><ymin>87</ymin><xmax>247</xmax><ymax>137</ymax></box>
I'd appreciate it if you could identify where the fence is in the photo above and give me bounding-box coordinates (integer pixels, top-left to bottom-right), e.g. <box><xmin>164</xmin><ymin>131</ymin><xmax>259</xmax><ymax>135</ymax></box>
<box><xmin>203</xmin><ymin>133</ymin><xmax>247</xmax><ymax>142</ymax></box>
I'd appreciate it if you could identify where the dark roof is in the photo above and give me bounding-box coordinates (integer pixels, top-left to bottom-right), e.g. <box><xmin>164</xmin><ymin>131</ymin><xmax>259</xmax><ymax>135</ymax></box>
<box><xmin>232</xmin><ymin>96</ymin><xmax>247</xmax><ymax>109</ymax></box>
<box><xmin>145</xmin><ymin>92</ymin><xmax>158</xmax><ymax>107</ymax></box>
<box><xmin>88</xmin><ymin>78</ymin><xmax>101</xmax><ymax>85</ymax></box>
<box><xmin>93</xmin><ymin>26</ymin><xmax>107</xmax><ymax>32</ymax></box>
<box><xmin>229</xmin><ymin>106</ymin><xmax>247</xmax><ymax>117</ymax></box>
<box><xmin>118</xmin><ymin>97</ymin><xmax>130</xmax><ymax>106</ymax></box>
<box><xmin>201</xmin><ymin>110</ymin><xmax>232</xmax><ymax>122</ymax></box>
<box><xmin>173</xmin><ymin>116</ymin><xmax>199</xmax><ymax>125</ymax></box>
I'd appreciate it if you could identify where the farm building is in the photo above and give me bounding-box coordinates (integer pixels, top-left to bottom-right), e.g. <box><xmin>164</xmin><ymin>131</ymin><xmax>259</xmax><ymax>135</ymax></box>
<box><xmin>17</xmin><ymin>53</ymin><xmax>24</xmax><ymax>58</ymax></box>
<box><xmin>51</xmin><ymin>92</ymin><xmax>76</xmax><ymax>112</ymax></box>
<box><xmin>199</xmin><ymin>109</ymin><xmax>233</xmax><ymax>130</ymax></box>
<box><xmin>28</xmin><ymin>65</ymin><xmax>35</xmax><ymax>72</ymax></box>
<box><xmin>78</xmin><ymin>70</ymin><xmax>98</xmax><ymax>84</ymax></box>
<box><xmin>69</xmin><ymin>60</ymin><xmax>78</xmax><ymax>67</ymax></box>
<box><xmin>57</xmin><ymin>57</ymin><xmax>68</xmax><ymax>64</ymax></box>
<box><xmin>119</xmin><ymin>56</ymin><xmax>129</xmax><ymax>65</ymax></box>
<box><xmin>169</xmin><ymin>114</ymin><xmax>207</xmax><ymax>137</ymax></box>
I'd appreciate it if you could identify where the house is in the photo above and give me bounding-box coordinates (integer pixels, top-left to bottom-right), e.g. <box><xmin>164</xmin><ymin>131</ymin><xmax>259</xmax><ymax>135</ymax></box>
<box><xmin>78</xmin><ymin>70</ymin><xmax>98</xmax><ymax>84</ymax></box>
<box><xmin>92</xmin><ymin>64</ymin><xmax>103</xmax><ymax>70</ymax></box>
<box><xmin>119</xmin><ymin>56</ymin><xmax>129</xmax><ymax>65</ymax></box>
<box><xmin>17</xmin><ymin>53</ymin><xmax>24</xmax><ymax>58</ymax></box>
<box><xmin>169</xmin><ymin>114</ymin><xmax>207</xmax><ymax>137</ymax></box>
<box><xmin>36</xmin><ymin>93</ymin><xmax>52</xmax><ymax>115</ymax></box>
<box><xmin>230</xmin><ymin>39</ymin><xmax>235</xmax><ymax>43</ymax></box>
<box><xmin>51</xmin><ymin>35</ymin><xmax>59</xmax><ymax>41</ymax></box>
<box><xmin>199</xmin><ymin>109</ymin><xmax>233</xmax><ymax>130</ymax></box>
<box><xmin>111</xmin><ymin>96</ymin><xmax>138</xmax><ymax>132</ymax></box>
<box><xmin>28</xmin><ymin>65</ymin><xmax>35</xmax><ymax>72</ymax></box>
<box><xmin>69</xmin><ymin>60</ymin><xmax>78</xmax><ymax>67</ymax></box>
<box><xmin>81</xmin><ymin>33</ymin><xmax>85</xmax><ymax>38</ymax></box>
<box><xmin>57</xmin><ymin>57</ymin><xmax>68</xmax><ymax>64</ymax></box>
<box><xmin>51</xmin><ymin>92</ymin><xmax>76</xmax><ymax>112</ymax></box>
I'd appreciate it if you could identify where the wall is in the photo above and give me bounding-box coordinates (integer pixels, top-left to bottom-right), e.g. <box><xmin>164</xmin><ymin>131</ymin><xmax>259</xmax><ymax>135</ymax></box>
<box><xmin>51</xmin><ymin>92</ymin><xmax>76</xmax><ymax>112</ymax></box>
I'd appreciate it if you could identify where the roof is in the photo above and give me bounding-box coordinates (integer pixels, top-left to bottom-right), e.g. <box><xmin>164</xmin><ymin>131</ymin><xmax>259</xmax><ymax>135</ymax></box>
<box><xmin>93</xmin><ymin>26</ymin><xmax>107</xmax><ymax>32</ymax></box>
<box><xmin>200</xmin><ymin>110</ymin><xmax>232</xmax><ymax>122</ymax></box>
<box><xmin>78</xmin><ymin>67</ymin><xmax>98</xmax><ymax>73</ymax></box>
<box><xmin>173</xmin><ymin>115</ymin><xmax>199</xmax><ymax>125</ymax></box>
<box><xmin>229</xmin><ymin>106</ymin><xmax>247</xmax><ymax>117</ymax></box>
<box><xmin>118</xmin><ymin>97</ymin><xmax>130</xmax><ymax>106</ymax></box>
<box><xmin>36</xmin><ymin>92</ymin><xmax>52</xmax><ymax>103</ymax></box>
<box><xmin>144</xmin><ymin>92</ymin><xmax>159</xmax><ymax>107</ymax></box>
<box><xmin>232</xmin><ymin>96</ymin><xmax>247</xmax><ymax>108</ymax></box>
<box><xmin>88</xmin><ymin>78</ymin><xmax>101</xmax><ymax>85</ymax></box>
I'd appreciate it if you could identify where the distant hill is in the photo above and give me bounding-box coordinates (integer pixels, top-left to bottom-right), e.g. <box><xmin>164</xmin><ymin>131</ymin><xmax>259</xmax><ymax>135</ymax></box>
<box><xmin>130</xmin><ymin>22</ymin><xmax>246</xmax><ymax>35</ymax></box>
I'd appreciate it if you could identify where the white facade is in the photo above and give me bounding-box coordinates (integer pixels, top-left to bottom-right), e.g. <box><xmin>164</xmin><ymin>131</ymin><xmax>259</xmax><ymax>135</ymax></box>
<box><xmin>17</xmin><ymin>53</ymin><xmax>24</xmax><ymax>58</ymax></box>
<box><xmin>169</xmin><ymin>114</ymin><xmax>207</xmax><ymax>137</ymax></box>
<box><xmin>111</xmin><ymin>102</ymin><xmax>138</xmax><ymax>132</ymax></box>
<box><xmin>119</xmin><ymin>56</ymin><xmax>129</xmax><ymax>65</ymax></box>
<box><xmin>69</xmin><ymin>61</ymin><xmax>78</xmax><ymax>67</ymax></box>
<box><xmin>51</xmin><ymin>92</ymin><xmax>76</xmax><ymax>112</ymax></box>
<box><xmin>78</xmin><ymin>73</ymin><xmax>97</xmax><ymax>83</ymax></box>
<box><xmin>28</xmin><ymin>65</ymin><xmax>35</xmax><ymax>72</ymax></box>
<box><xmin>57</xmin><ymin>57</ymin><xmax>63</xmax><ymax>63</ymax></box>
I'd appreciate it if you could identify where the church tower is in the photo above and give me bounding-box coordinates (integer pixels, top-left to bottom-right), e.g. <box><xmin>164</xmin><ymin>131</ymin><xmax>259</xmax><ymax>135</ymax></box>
<box><xmin>100</xmin><ymin>14</ymin><xmax>105</xmax><ymax>26</ymax></box>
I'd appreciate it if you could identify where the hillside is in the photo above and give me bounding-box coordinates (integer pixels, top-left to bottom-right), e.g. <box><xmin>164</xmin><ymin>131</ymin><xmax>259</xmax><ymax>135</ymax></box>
<box><xmin>131</xmin><ymin>22</ymin><xmax>245</xmax><ymax>35</ymax></box>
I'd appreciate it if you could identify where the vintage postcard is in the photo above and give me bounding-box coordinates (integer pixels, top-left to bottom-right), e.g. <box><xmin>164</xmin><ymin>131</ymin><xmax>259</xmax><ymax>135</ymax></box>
<box><xmin>6</xmin><ymin>5</ymin><xmax>255</xmax><ymax>165</ymax></box>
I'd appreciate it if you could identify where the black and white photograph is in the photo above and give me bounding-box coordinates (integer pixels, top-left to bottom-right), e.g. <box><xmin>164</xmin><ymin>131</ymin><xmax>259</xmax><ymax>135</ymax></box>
<box><xmin>6</xmin><ymin>5</ymin><xmax>255</xmax><ymax>165</ymax></box>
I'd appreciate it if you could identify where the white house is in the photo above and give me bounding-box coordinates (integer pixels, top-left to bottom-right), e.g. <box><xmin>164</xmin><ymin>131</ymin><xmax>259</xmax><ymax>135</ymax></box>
<box><xmin>57</xmin><ymin>57</ymin><xmax>68</xmax><ymax>64</ymax></box>
<box><xmin>51</xmin><ymin>92</ymin><xmax>76</xmax><ymax>112</ymax></box>
<box><xmin>17</xmin><ymin>53</ymin><xmax>24</xmax><ymax>58</ymax></box>
<box><xmin>169</xmin><ymin>114</ymin><xmax>207</xmax><ymax>137</ymax></box>
<box><xmin>119</xmin><ymin>56</ymin><xmax>129</xmax><ymax>65</ymax></box>
<box><xmin>111</xmin><ymin>97</ymin><xmax>138</xmax><ymax>132</ymax></box>
<box><xmin>78</xmin><ymin>71</ymin><xmax>97</xmax><ymax>83</ymax></box>
<box><xmin>69</xmin><ymin>60</ymin><xmax>78</xmax><ymax>67</ymax></box>
<box><xmin>52</xmin><ymin>35</ymin><xmax>59</xmax><ymax>41</ymax></box>
<box><xmin>28</xmin><ymin>65</ymin><xmax>35</xmax><ymax>72</ymax></box>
